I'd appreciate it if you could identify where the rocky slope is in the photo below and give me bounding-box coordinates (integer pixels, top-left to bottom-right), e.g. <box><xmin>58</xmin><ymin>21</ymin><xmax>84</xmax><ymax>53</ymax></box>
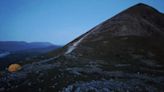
<box><xmin>0</xmin><ymin>3</ymin><xmax>164</xmax><ymax>92</ymax></box>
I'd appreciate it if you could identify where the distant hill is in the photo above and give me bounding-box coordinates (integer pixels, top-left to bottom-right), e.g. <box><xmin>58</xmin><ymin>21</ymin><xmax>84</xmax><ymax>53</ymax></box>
<box><xmin>0</xmin><ymin>41</ymin><xmax>59</xmax><ymax>52</ymax></box>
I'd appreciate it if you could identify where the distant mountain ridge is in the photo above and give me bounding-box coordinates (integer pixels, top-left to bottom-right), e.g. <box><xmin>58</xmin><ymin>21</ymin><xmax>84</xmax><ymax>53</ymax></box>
<box><xmin>0</xmin><ymin>41</ymin><xmax>59</xmax><ymax>52</ymax></box>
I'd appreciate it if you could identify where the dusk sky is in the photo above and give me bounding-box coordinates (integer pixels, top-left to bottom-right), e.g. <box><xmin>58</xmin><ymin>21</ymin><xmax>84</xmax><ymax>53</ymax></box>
<box><xmin>0</xmin><ymin>0</ymin><xmax>164</xmax><ymax>45</ymax></box>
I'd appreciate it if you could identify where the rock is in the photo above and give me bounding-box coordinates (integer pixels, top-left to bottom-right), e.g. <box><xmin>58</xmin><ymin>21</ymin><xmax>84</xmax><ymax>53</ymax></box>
<box><xmin>28</xmin><ymin>82</ymin><xmax>31</xmax><ymax>86</ymax></box>
<box><xmin>0</xmin><ymin>87</ymin><xmax>5</xmax><ymax>91</ymax></box>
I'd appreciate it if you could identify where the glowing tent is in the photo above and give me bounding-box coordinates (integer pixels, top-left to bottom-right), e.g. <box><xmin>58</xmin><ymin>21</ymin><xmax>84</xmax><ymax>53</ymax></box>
<box><xmin>8</xmin><ymin>64</ymin><xmax>22</xmax><ymax>73</ymax></box>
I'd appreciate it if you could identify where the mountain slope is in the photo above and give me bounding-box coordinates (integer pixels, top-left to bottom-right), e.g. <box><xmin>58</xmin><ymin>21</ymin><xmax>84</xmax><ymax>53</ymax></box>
<box><xmin>57</xmin><ymin>3</ymin><xmax>164</xmax><ymax>72</ymax></box>
<box><xmin>0</xmin><ymin>3</ymin><xmax>164</xmax><ymax>92</ymax></box>
<box><xmin>63</xmin><ymin>3</ymin><xmax>164</xmax><ymax>59</ymax></box>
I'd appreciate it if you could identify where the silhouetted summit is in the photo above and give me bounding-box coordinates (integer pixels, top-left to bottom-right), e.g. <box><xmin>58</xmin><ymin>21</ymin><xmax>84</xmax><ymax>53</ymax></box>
<box><xmin>121</xmin><ymin>3</ymin><xmax>164</xmax><ymax>29</ymax></box>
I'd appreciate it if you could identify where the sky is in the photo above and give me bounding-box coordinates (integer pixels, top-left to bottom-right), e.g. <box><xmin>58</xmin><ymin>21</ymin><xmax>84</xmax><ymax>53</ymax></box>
<box><xmin>0</xmin><ymin>0</ymin><xmax>164</xmax><ymax>45</ymax></box>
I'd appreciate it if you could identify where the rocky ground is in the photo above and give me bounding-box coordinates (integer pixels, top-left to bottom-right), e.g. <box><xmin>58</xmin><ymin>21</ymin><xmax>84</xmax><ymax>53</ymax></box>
<box><xmin>0</xmin><ymin>54</ymin><xmax>164</xmax><ymax>92</ymax></box>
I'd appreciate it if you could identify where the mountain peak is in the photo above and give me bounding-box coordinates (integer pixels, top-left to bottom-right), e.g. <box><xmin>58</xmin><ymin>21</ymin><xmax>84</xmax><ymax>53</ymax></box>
<box><xmin>123</xmin><ymin>3</ymin><xmax>161</xmax><ymax>16</ymax></box>
<box><xmin>135</xmin><ymin>3</ymin><xmax>151</xmax><ymax>7</ymax></box>
<box><xmin>130</xmin><ymin>3</ymin><xmax>156</xmax><ymax>10</ymax></box>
